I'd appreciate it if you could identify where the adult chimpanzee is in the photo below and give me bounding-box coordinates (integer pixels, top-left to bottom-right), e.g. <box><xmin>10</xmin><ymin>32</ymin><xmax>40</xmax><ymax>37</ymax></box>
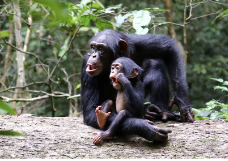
<box><xmin>81</xmin><ymin>29</ymin><xmax>194</xmax><ymax>123</ymax></box>
<box><xmin>81</xmin><ymin>29</ymin><xmax>194</xmax><ymax>141</ymax></box>
<box><xmin>93</xmin><ymin>57</ymin><xmax>166</xmax><ymax>144</ymax></box>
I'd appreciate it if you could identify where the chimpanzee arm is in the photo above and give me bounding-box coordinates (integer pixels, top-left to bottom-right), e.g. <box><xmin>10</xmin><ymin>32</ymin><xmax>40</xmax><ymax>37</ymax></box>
<box><xmin>116</xmin><ymin>73</ymin><xmax>144</xmax><ymax>116</ymax></box>
<box><xmin>81</xmin><ymin>56</ymin><xmax>115</xmax><ymax>129</ymax></box>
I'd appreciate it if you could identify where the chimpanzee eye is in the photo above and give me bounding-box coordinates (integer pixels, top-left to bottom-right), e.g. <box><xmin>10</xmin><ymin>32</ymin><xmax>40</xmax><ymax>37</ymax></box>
<box><xmin>91</xmin><ymin>45</ymin><xmax>95</xmax><ymax>50</ymax></box>
<box><xmin>88</xmin><ymin>53</ymin><xmax>91</xmax><ymax>56</ymax></box>
<box><xmin>99</xmin><ymin>47</ymin><xmax>103</xmax><ymax>52</ymax></box>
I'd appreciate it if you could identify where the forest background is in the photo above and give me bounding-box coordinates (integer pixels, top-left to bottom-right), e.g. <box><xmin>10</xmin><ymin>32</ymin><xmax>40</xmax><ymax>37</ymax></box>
<box><xmin>0</xmin><ymin>0</ymin><xmax>228</xmax><ymax>120</ymax></box>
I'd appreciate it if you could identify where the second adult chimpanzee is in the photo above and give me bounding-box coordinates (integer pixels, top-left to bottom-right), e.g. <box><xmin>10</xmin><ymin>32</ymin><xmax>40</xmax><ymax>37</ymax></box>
<box><xmin>93</xmin><ymin>57</ymin><xmax>149</xmax><ymax>144</ymax></box>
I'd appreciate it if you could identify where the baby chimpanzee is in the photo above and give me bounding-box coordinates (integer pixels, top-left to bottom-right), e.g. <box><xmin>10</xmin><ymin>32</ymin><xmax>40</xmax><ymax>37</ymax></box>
<box><xmin>93</xmin><ymin>57</ymin><xmax>158</xmax><ymax>144</ymax></box>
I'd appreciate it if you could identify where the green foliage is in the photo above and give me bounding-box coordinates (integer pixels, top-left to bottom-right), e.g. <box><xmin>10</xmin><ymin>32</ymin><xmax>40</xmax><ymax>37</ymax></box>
<box><xmin>0</xmin><ymin>101</ymin><xmax>16</xmax><ymax>115</ymax></box>
<box><xmin>211</xmin><ymin>9</ymin><xmax>228</xmax><ymax>25</ymax></box>
<box><xmin>0</xmin><ymin>130</ymin><xmax>24</xmax><ymax>136</ymax></box>
<box><xmin>114</xmin><ymin>7</ymin><xmax>167</xmax><ymax>34</ymax></box>
<box><xmin>0</xmin><ymin>31</ymin><xmax>10</xmax><ymax>38</ymax></box>
<box><xmin>33</xmin><ymin>0</ymin><xmax>70</xmax><ymax>23</ymax></box>
<box><xmin>193</xmin><ymin>78</ymin><xmax>228</xmax><ymax>121</ymax></box>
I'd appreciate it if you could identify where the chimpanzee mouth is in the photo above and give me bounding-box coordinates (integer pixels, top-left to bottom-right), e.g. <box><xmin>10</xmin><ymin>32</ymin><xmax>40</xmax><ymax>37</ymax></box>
<box><xmin>110</xmin><ymin>77</ymin><xmax>120</xmax><ymax>86</ymax></box>
<box><xmin>86</xmin><ymin>64</ymin><xmax>99</xmax><ymax>71</ymax></box>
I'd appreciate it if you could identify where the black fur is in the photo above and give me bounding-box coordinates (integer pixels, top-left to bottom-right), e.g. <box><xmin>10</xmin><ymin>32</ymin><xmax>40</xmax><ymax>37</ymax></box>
<box><xmin>81</xmin><ymin>29</ymin><xmax>192</xmax><ymax>141</ymax></box>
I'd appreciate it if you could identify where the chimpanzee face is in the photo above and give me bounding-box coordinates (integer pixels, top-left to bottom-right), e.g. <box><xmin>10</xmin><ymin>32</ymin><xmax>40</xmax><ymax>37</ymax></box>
<box><xmin>86</xmin><ymin>41</ymin><xmax>113</xmax><ymax>76</ymax></box>
<box><xmin>109</xmin><ymin>63</ymin><xmax>123</xmax><ymax>89</ymax></box>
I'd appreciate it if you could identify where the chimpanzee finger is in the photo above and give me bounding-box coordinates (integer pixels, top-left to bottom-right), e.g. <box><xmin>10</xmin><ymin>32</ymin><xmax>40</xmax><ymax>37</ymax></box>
<box><xmin>146</xmin><ymin>110</ymin><xmax>159</xmax><ymax>117</ymax></box>
<box><xmin>93</xmin><ymin>135</ymin><xmax>103</xmax><ymax>144</ymax></box>
<box><xmin>187</xmin><ymin>112</ymin><xmax>195</xmax><ymax>123</ymax></box>
<box><xmin>168</xmin><ymin>97</ymin><xmax>175</xmax><ymax>111</ymax></box>
<box><xmin>144</xmin><ymin>114</ymin><xmax>156</xmax><ymax>120</ymax></box>
<box><xmin>148</xmin><ymin>104</ymin><xmax>162</xmax><ymax>113</ymax></box>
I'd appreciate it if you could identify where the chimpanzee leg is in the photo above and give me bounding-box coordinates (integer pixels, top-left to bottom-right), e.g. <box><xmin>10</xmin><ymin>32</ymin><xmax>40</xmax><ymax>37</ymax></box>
<box><xmin>143</xmin><ymin>59</ymin><xmax>169</xmax><ymax>111</ymax></box>
<box><xmin>95</xmin><ymin>99</ymin><xmax>116</xmax><ymax>130</ymax></box>
<box><xmin>93</xmin><ymin>110</ymin><xmax>132</xmax><ymax>144</ymax></box>
<box><xmin>121</xmin><ymin>117</ymin><xmax>172</xmax><ymax>142</ymax></box>
<box><xmin>143</xmin><ymin>59</ymin><xmax>179</xmax><ymax>121</ymax></box>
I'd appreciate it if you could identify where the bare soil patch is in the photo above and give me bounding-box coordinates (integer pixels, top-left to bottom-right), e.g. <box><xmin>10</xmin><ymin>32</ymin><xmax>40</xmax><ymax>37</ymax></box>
<box><xmin>0</xmin><ymin>115</ymin><xmax>228</xmax><ymax>159</ymax></box>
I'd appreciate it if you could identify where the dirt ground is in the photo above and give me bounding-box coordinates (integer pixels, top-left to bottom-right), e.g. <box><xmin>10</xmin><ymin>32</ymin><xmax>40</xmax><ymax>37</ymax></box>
<box><xmin>0</xmin><ymin>115</ymin><xmax>228</xmax><ymax>159</ymax></box>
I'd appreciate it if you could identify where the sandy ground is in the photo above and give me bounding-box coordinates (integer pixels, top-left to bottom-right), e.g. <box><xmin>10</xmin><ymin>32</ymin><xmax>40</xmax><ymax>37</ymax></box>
<box><xmin>0</xmin><ymin>115</ymin><xmax>228</xmax><ymax>159</ymax></box>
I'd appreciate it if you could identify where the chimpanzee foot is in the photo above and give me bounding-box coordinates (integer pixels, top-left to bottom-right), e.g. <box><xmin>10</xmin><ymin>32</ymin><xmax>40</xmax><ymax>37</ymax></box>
<box><xmin>169</xmin><ymin>96</ymin><xmax>195</xmax><ymax>123</ymax></box>
<box><xmin>93</xmin><ymin>131</ymin><xmax>114</xmax><ymax>145</ymax></box>
<box><xmin>95</xmin><ymin>106</ymin><xmax>111</xmax><ymax>128</ymax></box>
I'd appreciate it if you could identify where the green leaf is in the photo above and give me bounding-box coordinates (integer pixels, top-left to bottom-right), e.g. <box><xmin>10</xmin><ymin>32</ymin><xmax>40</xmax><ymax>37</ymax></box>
<box><xmin>206</xmin><ymin>100</ymin><xmax>217</xmax><ymax>110</ymax></box>
<box><xmin>34</xmin><ymin>0</ymin><xmax>70</xmax><ymax>22</ymax></box>
<box><xmin>223</xmin><ymin>81</ymin><xmax>228</xmax><ymax>86</ymax></box>
<box><xmin>225</xmin><ymin>115</ymin><xmax>228</xmax><ymax>121</ymax></box>
<box><xmin>80</xmin><ymin>14</ymin><xmax>113</xmax><ymax>30</ymax></box>
<box><xmin>79</xmin><ymin>15</ymin><xmax>91</xmax><ymax>26</ymax></box>
<box><xmin>0</xmin><ymin>101</ymin><xmax>16</xmax><ymax>115</ymax></box>
<box><xmin>0</xmin><ymin>31</ymin><xmax>10</xmax><ymax>38</ymax></box>
<box><xmin>0</xmin><ymin>130</ymin><xmax>23</xmax><ymax>136</ymax></box>
<box><xmin>115</xmin><ymin>13</ymin><xmax>132</xmax><ymax>27</ymax></box>
<box><xmin>214</xmin><ymin>86</ymin><xmax>228</xmax><ymax>92</ymax></box>
<box><xmin>75</xmin><ymin>84</ymin><xmax>81</xmax><ymax>89</ymax></box>
<box><xmin>210</xmin><ymin>78</ymin><xmax>224</xmax><ymax>83</ymax></box>
<box><xmin>194</xmin><ymin>115</ymin><xmax>200</xmax><ymax>120</ymax></box>
<box><xmin>192</xmin><ymin>108</ymin><xmax>202</xmax><ymax>114</ymax></box>
<box><xmin>132</xmin><ymin>10</ymin><xmax>151</xmax><ymax>35</ymax></box>
<box><xmin>27</xmin><ymin>3</ymin><xmax>39</xmax><ymax>16</ymax></box>
<box><xmin>196</xmin><ymin>110</ymin><xmax>211</xmax><ymax>117</ymax></box>
<box><xmin>58</xmin><ymin>35</ymin><xmax>70</xmax><ymax>60</ymax></box>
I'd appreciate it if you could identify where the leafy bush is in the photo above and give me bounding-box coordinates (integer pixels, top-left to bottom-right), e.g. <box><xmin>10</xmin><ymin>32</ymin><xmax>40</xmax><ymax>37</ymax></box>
<box><xmin>193</xmin><ymin>78</ymin><xmax>228</xmax><ymax>121</ymax></box>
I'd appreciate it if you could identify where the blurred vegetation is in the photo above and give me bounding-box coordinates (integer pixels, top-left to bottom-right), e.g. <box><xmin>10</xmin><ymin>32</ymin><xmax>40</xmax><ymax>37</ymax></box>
<box><xmin>0</xmin><ymin>0</ymin><xmax>228</xmax><ymax>118</ymax></box>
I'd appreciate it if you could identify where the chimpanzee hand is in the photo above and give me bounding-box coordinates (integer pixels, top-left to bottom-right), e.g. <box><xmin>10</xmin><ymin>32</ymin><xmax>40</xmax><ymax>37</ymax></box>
<box><xmin>144</xmin><ymin>104</ymin><xmax>180</xmax><ymax>122</ymax></box>
<box><xmin>116</xmin><ymin>73</ymin><xmax>127</xmax><ymax>81</ymax></box>
<box><xmin>169</xmin><ymin>96</ymin><xmax>195</xmax><ymax>123</ymax></box>
<box><xmin>116</xmin><ymin>73</ymin><xmax>128</xmax><ymax>83</ymax></box>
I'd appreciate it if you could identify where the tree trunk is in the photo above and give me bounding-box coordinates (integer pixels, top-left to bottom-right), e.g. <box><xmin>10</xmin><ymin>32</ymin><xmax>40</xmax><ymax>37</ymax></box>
<box><xmin>23</xmin><ymin>0</ymin><xmax>33</xmax><ymax>52</ymax></box>
<box><xmin>1</xmin><ymin>20</ymin><xmax>14</xmax><ymax>91</ymax></box>
<box><xmin>12</xmin><ymin>0</ymin><xmax>27</xmax><ymax>114</ymax></box>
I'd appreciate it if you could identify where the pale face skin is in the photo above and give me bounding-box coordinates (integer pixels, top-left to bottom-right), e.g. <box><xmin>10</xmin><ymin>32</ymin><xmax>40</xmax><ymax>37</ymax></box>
<box><xmin>109</xmin><ymin>63</ymin><xmax>123</xmax><ymax>90</ymax></box>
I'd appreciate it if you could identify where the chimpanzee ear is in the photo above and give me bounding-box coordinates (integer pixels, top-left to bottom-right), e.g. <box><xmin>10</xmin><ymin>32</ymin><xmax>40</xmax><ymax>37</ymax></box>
<box><xmin>129</xmin><ymin>67</ymin><xmax>139</xmax><ymax>78</ymax></box>
<box><xmin>119</xmin><ymin>39</ymin><xmax>128</xmax><ymax>53</ymax></box>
